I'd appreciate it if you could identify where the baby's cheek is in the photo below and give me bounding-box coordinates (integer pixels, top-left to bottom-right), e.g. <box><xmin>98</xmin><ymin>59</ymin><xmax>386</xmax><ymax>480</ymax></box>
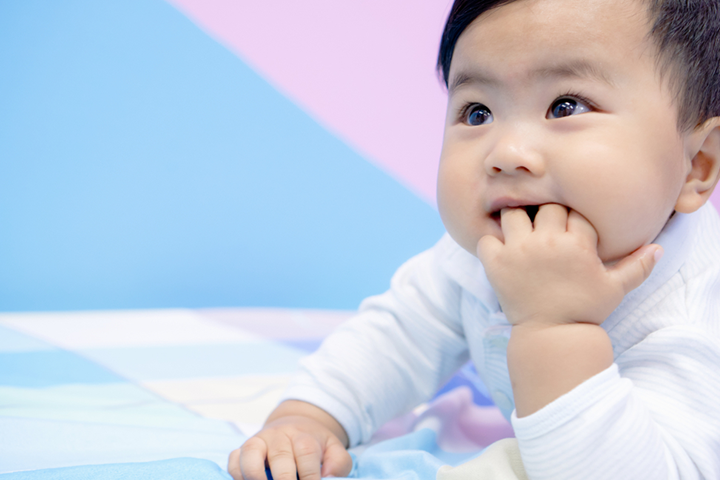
<box><xmin>596</xmin><ymin>218</ymin><xmax>661</xmax><ymax>264</ymax></box>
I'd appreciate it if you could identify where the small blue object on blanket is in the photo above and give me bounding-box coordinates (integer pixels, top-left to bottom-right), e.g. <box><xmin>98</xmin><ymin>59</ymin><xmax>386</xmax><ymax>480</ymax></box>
<box><xmin>265</xmin><ymin>466</ymin><xmax>300</xmax><ymax>480</ymax></box>
<box><xmin>0</xmin><ymin>457</ymin><xmax>233</xmax><ymax>480</ymax></box>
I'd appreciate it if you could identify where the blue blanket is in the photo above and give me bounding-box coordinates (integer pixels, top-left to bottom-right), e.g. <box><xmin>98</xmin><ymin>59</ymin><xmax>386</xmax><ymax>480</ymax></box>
<box><xmin>1</xmin><ymin>430</ymin><xmax>484</xmax><ymax>480</ymax></box>
<box><xmin>0</xmin><ymin>309</ymin><xmax>512</xmax><ymax>479</ymax></box>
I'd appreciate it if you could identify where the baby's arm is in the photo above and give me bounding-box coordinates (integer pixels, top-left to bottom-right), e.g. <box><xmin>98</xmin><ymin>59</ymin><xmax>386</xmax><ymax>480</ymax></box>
<box><xmin>230</xmin><ymin>239</ymin><xmax>470</xmax><ymax>480</ymax></box>
<box><xmin>228</xmin><ymin>400</ymin><xmax>352</xmax><ymax>480</ymax></box>
<box><xmin>476</xmin><ymin>204</ymin><xmax>720</xmax><ymax>479</ymax></box>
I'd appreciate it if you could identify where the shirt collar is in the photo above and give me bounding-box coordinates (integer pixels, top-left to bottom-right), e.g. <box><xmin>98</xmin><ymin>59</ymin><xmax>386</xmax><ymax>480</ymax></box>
<box><xmin>602</xmin><ymin>206</ymin><xmax>700</xmax><ymax>332</ymax></box>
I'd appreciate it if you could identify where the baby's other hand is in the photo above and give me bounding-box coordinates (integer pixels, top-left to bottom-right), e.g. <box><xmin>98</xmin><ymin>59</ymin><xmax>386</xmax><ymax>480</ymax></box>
<box><xmin>476</xmin><ymin>204</ymin><xmax>663</xmax><ymax>327</ymax></box>
<box><xmin>228</xmin><ymin>410</ymin><xmax>352</xmax><ymax>480</ymax></box>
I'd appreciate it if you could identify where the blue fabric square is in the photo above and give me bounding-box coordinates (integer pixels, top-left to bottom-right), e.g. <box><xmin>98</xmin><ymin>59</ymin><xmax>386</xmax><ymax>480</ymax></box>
<box><xmin>0</xmin><ymin>351</ymin><xmax>124</xmax><ymax>387</ymax></box>
<box><xmin>0</xmin><ymin>457</ymin><xmax>232</xmax><ymax>479</ymax></box>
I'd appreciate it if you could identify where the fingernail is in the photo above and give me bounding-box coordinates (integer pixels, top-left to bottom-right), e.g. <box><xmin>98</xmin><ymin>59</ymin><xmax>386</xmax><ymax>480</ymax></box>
<box><xmin>654</xmin><ymin>248</ymin><xmax>664</xmax><ymax>262</ymax></box>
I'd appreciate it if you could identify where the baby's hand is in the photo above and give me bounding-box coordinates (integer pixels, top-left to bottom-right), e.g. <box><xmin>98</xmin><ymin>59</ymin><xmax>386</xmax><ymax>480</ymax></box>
<box><xmin>228</xmin><ymin>408</ymin><xmax>352</xmax><ymax>480</ymax></box>
<box><xmin>477</xmin><ymin>204</ymin><xmax>663</xmax><ymax>327</ymax></box>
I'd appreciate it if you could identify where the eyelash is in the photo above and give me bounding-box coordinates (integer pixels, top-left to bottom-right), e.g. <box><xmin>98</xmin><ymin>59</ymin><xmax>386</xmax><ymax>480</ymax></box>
<box><xmin>554</xmin><ymin>91</ymin><xmax>598</xmax><ymax>111</ymax></box>
<box><xmin>456</xmin><ymin>91</ymin><xmax>598</xmax><ymax>123</ymax></box>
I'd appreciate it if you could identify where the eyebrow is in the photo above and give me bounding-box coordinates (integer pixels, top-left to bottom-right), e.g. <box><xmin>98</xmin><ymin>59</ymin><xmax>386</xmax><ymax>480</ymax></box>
<box><xmin>448</xmin><ymin>60</ymin><xmax>616</xmax><ymax>95</ymax></box>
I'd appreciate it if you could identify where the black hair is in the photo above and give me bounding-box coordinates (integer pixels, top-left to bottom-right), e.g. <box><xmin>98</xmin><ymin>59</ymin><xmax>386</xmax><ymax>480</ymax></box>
<box><xmin>436</xmin><ymin>0</ymin><xmax>720</xmax><ymax>130</ymax></box>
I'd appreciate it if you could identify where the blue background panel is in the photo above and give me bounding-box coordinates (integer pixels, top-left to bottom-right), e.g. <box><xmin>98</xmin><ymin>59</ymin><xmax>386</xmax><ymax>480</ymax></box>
<box><xmin>0</xmin><ymin>0</ymin><xmax>446</xmax><ymax>312</ymax></box>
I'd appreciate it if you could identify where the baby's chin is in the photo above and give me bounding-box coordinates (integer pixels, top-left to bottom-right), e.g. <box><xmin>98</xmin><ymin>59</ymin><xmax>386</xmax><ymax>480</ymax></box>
<box><xmin>448</xmin><ymin>231</ymin><xmax>491</xmax><ymax>259</ymax></box>
<box><xmin>598</xmin><ymin>240</ymin><xmax>650</xmax><ymax>267</ymax></box>
<box><xmin>599</xmin><ymin>209</ymin><xmax>672</xmax><ymax>266</ymax></box>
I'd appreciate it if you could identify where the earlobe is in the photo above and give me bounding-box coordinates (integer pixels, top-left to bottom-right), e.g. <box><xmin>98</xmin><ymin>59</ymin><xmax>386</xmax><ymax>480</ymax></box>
<box><xmin>674</xmin><ymin>118</ymin><xmax>720</xmax><ymax>214</ymax></box>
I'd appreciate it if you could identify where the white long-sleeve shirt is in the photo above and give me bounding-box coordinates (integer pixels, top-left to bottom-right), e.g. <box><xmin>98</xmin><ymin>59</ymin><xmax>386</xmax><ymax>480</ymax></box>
<box><xmin>281</xmin><ymin>203</ymin><xmax>720</xmax><ymax>480</ymax></box>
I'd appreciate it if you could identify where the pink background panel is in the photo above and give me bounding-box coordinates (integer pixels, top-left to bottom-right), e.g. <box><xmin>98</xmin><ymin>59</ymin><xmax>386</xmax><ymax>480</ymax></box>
<box><xmin>166</xmin><ymin>0</ymin><xmax>453</xmax><ymax>206</ymax></box>
<box><xmin>167</xmin><ymin>0</ymin><xmax>720</xmax><ymax>214</ymax></box>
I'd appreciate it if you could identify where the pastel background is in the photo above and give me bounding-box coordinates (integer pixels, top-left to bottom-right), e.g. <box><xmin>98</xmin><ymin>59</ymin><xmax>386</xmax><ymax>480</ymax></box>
<box><xmin>1</xmin><ymin>2</ymin><xmax>718</xmax><ymax>475</ymax></box>
<box><xmin>1</xmin><ymin>1</ymin><xmax>718</xmax><ymax>313</ymax></box>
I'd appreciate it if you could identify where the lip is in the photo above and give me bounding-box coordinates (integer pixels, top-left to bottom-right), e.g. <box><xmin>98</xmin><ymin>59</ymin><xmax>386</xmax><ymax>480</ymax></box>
<box><xmin>487</xmin><ymin>196</ymin><xmax>548</xmax><ymax>214</ymax></box>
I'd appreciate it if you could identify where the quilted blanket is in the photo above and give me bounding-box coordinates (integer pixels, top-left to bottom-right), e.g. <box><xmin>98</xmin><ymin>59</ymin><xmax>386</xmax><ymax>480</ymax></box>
<box><xmin>0</xmin><ymin>309</ymin><xmax>515</xmax><ymax>478</ymax></box>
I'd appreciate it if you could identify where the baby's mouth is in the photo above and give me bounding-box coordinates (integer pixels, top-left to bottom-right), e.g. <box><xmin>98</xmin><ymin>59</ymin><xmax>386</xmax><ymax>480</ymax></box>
<box><xmin>525</xmin><ymin>205</ymin><xmax>539</xmax><ymax>223</ymax></box>
<box><xmin>491</xmin><ymin>205</ymin><xmax>540</xmax><ymax>224</ymax></box>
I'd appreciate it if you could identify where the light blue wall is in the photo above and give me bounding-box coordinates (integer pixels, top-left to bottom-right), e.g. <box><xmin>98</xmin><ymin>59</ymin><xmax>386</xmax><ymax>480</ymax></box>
<box><xmin>0</xmin><ymin>1</ymin><xmax>446</xmax><ymax>311</ymax></box>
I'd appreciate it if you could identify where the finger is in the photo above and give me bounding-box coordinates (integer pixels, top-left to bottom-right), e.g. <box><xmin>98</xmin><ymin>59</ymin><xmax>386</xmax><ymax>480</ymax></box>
<box><xmin>566</xmin><ymin>209</ymin><xmax>598</xmax><ymax>247</ymax></box>
<box><xmin>321</xmin><ymin>441</ymin><xmax>353</xmax><ymax>478</ymax></box>
<box><xmin>292</xmin><ymin>435</ymin><xmax>323</xmax><ymax>480</ymax></box>
<box><xmin>500</xmin><ymin>207</ymin><xmax>532</xmax><ymax>241</ymax></box>
<box><xmin>608</xmin><ymin>244</ymin><xmax>663</xmax><ymax>294</ymax></box>
<box><xmin>239</xmin><ymin>438</ymin><xmax>269</xmax><ymax>480</ymax></box>
<box><xmin>229</xmin><ymin>448</ymin><xmax>244</xmax><ymax>480</ymax></box>
<box><xmin>533</xmin><ymin>203</ymin><xmax>568</xmax><ymax>233</ymax></box>
<box><xmin>266</xmin><ymin>436</ymin><xmax>298</xmax><ymax>480</ymax></box>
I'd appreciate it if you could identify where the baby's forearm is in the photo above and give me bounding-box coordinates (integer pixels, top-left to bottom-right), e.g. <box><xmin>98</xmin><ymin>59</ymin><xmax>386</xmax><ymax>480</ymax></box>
<box><xmin>508</xmin><ymin>323</ymin><xmax>613</xmax><ymax>417</ymax></box>
<box><xmin>266</xmin><ymin>400</ymin><xmax>349</xmax><ymax>448</ymax></box>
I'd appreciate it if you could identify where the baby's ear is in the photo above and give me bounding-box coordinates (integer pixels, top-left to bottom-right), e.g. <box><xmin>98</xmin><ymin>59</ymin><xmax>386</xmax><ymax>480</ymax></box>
<box><xmin>675</xmin><ymin>118</ymin><xmax>720</xmax><ymax>214</ymax></box>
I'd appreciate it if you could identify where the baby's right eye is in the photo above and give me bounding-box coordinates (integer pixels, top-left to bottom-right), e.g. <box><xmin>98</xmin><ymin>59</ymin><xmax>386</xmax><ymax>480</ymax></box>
<box><xmin>462</xmin><ymin>104</ymin><xmax>493</xmax><ymax>126</ymax></box>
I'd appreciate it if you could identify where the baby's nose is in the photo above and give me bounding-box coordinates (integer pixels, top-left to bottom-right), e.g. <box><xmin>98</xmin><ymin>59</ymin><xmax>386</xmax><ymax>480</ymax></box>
<box><xmin>484</xmin><ymin>130</ymin><xmax>545</xmax><ymax>177</ymax></box>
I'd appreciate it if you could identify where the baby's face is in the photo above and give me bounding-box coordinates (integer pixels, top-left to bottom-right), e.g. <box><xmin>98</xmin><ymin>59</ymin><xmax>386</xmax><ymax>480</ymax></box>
<box><xmin>437</xmin><ymin>0</ymin><xmax>694</xmax><ymax>264</ymax></box>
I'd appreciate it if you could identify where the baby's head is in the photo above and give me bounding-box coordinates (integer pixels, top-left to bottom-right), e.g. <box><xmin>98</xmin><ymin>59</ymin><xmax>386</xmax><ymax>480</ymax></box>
<box><xmin>435</xmin><ymin>0</ymin><xmax>720</xmax><ymax>263</ymax></box>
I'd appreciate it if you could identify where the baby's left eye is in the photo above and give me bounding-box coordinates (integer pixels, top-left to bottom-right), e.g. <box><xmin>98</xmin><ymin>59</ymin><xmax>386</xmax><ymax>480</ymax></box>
<box><xmin>547</xmin><ymin>97</ymin><xmax>591</xmax><ymax>119</ymax></box>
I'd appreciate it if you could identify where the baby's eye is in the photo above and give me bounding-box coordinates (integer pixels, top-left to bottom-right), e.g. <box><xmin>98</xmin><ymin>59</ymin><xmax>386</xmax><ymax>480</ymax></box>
<box><xmin>547</xmin><ymin>97</ymin><xmax>591</xmax><ymax>119</ymax></box>
<box><xmin>463</xmin><ymin>104</ymin><xmax>494</xmax><ymax>126</ymax></box>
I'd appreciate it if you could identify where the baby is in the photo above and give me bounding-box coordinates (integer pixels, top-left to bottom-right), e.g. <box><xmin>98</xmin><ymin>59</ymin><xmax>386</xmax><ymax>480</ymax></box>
<box><xmin>230</xmin><ymin>0</ymin><xmax>720</xmax><ymax>478</ymax></box>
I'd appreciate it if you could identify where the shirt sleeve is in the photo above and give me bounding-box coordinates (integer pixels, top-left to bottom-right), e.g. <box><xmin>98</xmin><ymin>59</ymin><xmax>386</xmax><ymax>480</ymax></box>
<box><xmin>511</xmin><ymin>327</ymin><xmax>720</xmax><ymax>480</ymax></box>
<box><xmin>279</xmin><ymin>239</ymin><xmax>471</xmax><ymax>447</ymax></box>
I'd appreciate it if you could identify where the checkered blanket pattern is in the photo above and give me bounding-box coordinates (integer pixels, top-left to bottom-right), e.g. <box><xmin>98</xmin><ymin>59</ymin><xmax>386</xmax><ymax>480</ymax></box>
<box><xmin>0</xmin><ymin>309</ymin><xmax>512</xmax><ymax>476</ymax></box>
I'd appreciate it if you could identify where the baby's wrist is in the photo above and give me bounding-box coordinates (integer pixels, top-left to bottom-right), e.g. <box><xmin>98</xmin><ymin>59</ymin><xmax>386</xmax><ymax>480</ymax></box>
<box><xmin>503</xmin><ymin>308</ymin><xmax>586</xmax><ymax>329</ymax></box>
